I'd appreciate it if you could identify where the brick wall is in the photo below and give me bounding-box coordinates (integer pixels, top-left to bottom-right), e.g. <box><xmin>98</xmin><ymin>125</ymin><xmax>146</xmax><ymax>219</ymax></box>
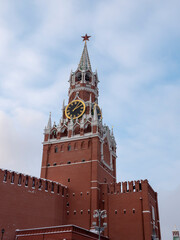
<box><xmin>0</xmin><ymin>169</ymin><xmax>67</xmax><ymax>240</ymax></box>
<box><xmin>100</xmin><ymin>180</ymin><xmax>161</xmax><ymax>240</ymax></box>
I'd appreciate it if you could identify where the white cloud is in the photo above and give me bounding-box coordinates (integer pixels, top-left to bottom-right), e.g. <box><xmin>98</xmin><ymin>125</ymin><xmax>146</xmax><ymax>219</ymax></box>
<box><xmin>0</xmin><ymin>110</ymin><xmax>45</xmax><ymax>176</ymax></box>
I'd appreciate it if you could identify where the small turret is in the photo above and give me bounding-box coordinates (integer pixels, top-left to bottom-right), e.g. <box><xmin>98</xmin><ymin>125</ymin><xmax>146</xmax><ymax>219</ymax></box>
<box><xmin>172</xmin><ymin>226</ymin><xmax>179</xmax><ymax>240</ymax></box>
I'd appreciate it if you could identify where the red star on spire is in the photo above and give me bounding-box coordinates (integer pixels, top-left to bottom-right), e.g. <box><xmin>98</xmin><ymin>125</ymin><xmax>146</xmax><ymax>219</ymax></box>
<box><xmin>81</xmin><ymin>34</ymin><xmax>91</xmax><ymax>42</ymax></box>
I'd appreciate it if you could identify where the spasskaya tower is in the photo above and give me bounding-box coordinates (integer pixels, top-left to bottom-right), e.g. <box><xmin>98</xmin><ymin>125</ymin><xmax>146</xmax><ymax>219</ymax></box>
<box><xmin>0</xmin><ymin>35</ymin><xmax>161</xmax><ymax>240</ymax></box>
<box><xmin>41</xmin><ymin>35</ymin><xmax>117</xmax><ymax>229</ymax></box>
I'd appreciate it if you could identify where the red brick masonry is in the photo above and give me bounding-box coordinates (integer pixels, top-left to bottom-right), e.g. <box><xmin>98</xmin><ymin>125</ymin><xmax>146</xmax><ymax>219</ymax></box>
<box><xmin>16</xmin><ymin>225</ymin><xmax>109</xmax><ymax>240</ymax></box>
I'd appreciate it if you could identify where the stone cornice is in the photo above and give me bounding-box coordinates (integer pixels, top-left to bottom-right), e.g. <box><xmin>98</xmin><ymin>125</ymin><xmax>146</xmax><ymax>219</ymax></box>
<box><xmin>68</xmin><ymin>86</ymin><xmax>98</xmax><ymax>97</ymax></box>
<box><xmin>42</xmin><ymin>133</ymin><xmax>100</xmax><ymax>145</ymax></box>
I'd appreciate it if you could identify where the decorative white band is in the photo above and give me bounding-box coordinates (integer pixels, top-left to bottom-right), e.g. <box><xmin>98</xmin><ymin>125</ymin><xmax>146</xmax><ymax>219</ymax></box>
<box><xmin>69</xmin><ymin>87</ymin><xmax>98</xmax><ymax>97</ymax></box>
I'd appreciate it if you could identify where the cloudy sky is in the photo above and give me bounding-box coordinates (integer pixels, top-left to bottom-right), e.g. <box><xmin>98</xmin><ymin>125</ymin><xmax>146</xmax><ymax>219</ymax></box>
<box><xmin>0</xmin><ymin>0</ymin><xmax>179</xmax><ymax>239</ymax></box>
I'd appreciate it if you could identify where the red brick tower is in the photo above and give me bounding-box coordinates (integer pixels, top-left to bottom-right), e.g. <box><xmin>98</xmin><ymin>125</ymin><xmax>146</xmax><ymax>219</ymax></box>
<box><xmin>41</xmin><ymin>36</ymin><xmax>117</xmax><ymax>229</ymax></box>
<box><xmin>0</xmin><ymin>36</ymin><xmax>161</xmax><ymax>240</ymax></box>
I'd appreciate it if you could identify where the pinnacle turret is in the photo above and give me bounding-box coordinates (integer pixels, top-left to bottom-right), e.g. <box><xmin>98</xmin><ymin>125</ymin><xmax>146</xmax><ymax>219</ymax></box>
<box><xmin>47</xmin><ymin>112</ymin><xmax>52</xmax><ymax>129</ymax></box>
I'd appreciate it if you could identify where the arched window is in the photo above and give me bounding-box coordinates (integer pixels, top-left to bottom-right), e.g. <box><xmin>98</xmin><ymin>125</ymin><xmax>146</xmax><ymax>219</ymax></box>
<box><xmin>68</xmin><ymin>144</ymin><xmax>71</xmax><ymax>151</ymax></box>
<box><xmin>81</xmin><ymin>141</ymin><xmax>85</xmax><ymax>149</ymax></box>
<box><xmin>85</xmin><ymin>73</ymin><xmax>91</xmax><ymax>82</ymax></box>
<box><xmin>84</xmin><ymin>123</ymin><xmax>91</xmax><ymax>134</ymax></box>
<box><xmin>76</xmin><ymin>72</ymin><xmax>82</xmax><ymax>82</ymax></box>
<box><xmin>60</xmin><ymin>145</ymin><xmax>64</xmax><ymax>152</ymax></box>
<box><xmin>74</xmin><ymin>125</ymin><xmax>80</xmax><ymax>135</ymax></box>
<box><xmin>74</xmin><ymin>142</ymin><xmax>78</xmax><ymax>150</ymax></box>
<box><xmin>51</xmin><ymin>129</ymin><xmax>57</xmax><ymax>139</ymax></box>
<box><xmin>61</xmin><ymin>127</ymin><xmax>67</xmax><ymax>138</ymax></box>
<box><xmin>54</xmin><ymin>146</ymin><xmax>58</xmax><ymax>153</ymax></box>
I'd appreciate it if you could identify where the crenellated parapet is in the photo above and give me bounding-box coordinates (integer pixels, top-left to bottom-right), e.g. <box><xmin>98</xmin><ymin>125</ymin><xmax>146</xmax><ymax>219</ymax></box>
<box><xmin>0</xmin><ymin>168</ymin><xmax>67</xmax><ymax>196</ymax></box>
<box><xmin>101</xmin><ymin>179</ymin><xmax>150</xmax><ymax>195</ymax></box>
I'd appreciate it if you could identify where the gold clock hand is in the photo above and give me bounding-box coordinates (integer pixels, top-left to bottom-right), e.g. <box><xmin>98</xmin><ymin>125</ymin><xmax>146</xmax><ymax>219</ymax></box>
<box><xmin>72</xmin><ymin>103</ymin><xmax>81</xmax><ymax>112</ymax></box>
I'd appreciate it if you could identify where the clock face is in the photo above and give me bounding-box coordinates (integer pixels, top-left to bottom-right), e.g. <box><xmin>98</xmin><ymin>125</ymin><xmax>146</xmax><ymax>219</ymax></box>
<box><xmin>93</xmin><ymin>104</ymin><xmax>102</xmax><ymax>119</ymax></box>
<box><xmin>65</xmin><ymin>100</ymin><xmax>85</xmax><ymax>119</ymax></box>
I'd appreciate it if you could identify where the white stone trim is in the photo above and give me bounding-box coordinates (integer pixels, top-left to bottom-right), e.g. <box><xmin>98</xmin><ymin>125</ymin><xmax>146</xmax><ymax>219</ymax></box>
<box><xmin>69</xmin><ymin>87</ymin><xmax>98</xmax><ymax>98</ymax></box>
<box><xmin>143</xmin><ymin>210</ymin><xmax>151</xmax><ymax>213</ymax></box>
<box><xmin>91</xmin><ymin>187</ymin><xmax>100</xmax><ymax>190</ymax></box>
<box><xmin>43</xmin><ymin>133</ymin><xmax>100</xmax><ymax>145</ymax></box>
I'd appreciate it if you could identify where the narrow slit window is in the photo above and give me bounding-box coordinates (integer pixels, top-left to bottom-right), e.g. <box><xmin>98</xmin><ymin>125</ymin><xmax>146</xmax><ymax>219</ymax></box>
<box><xmin>32</xmin><ymin>178</ymin><xmax>35</xmax><ymax>188</ymax></box>
<box><xmin>25</xmin><ymin>176</ymin><xmax>28</xmax><ymax>186</ymax></box>
<box><xmin>68</xmin><ymin>145</ymin><xmax>71</xmax><ymax>151</ymax></box>
<box><xmin>18</xmin><ymin>174</ymin><xmax>22</xmax><ymax>185</ymax></box>
<box><xmin>45</xmin><ymin>181</ymin><xmax>48</xmax><ymax>191</ymax></box>
<box><xmin>51</xmin><ymin>182</ymin><xmax>54</xmax><ymax>192</ymax></box>
<box><xmin>54</xmin><ymin>146</ymin><xmax>58</xmax><ymax>153</ymax></box>
<box><xmin>3</xmin><ymin>170</ymin><xmax>7</xmax><ymax>182</ymax></box>
<box><xmin>57</xmin><ymin>185</ymin><xmax>60</xmax><ymax>194</ymax></box>
<box><xmin>11</xmin><ymin>172</ymin><xmax>15</xmax><ymax>183</ymax></box>
<box><xmin>39</xmin><ymin>180</ymin><xmax>42</xmax><ymax>189</ymax></box>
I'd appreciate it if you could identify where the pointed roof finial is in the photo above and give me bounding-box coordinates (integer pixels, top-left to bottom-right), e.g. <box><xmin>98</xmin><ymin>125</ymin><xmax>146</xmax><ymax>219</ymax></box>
<box><xmin>111</xmin><ymin>126</ymin><xmax>114</xmax><ymax>135</ymax></box>
<box><xmin>47</xmin><ymin>112</ymin><xmax>52</xmax><ymax>129</ymax></box>
<box><xmin>81</xmin><ymin>34</ymin><xmax>91</xmax><ymax>42</ymax></box>
<box><xmin>78</xmin><ymin>34</ymin><xmax>92</xmax><ymax>71</ymax></box>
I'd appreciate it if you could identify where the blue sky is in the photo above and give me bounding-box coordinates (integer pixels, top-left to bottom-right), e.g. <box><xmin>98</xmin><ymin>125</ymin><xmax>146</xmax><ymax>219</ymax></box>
<box><xmin>0</xmin><ymin>1</ymin><xmax>180</xmax><ymax>239</ymax></box>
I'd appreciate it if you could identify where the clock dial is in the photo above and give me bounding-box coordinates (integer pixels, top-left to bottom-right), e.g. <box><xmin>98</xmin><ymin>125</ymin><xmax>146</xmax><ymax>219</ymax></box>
<box><xmin>65</xmin><ymin>100</ymin><xmax>85</xmax><ymax>119</ymax></box>
<box><xmin>93</xmin><ymin>104</ymin><xmax>102</xmax><ymax>119</ymax></box>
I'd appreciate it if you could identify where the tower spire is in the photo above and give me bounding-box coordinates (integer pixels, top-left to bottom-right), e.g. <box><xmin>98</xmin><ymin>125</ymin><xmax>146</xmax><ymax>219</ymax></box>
<box><xmin>78</xmin><ymin>36</ymin><xmax>92</xmax><ymax>71</ymax></box>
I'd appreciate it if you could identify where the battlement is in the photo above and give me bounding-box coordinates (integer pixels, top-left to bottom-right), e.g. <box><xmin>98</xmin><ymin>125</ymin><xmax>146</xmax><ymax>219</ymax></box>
<box><xmin>0</xmin><ymin>168</ymin><xmax>67</xmax><ymax>196</ymax></box>
<box><xmin>101</xmin><ymin>179</ymin><xmax>151</xmax><ymax>194</ymax></box>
